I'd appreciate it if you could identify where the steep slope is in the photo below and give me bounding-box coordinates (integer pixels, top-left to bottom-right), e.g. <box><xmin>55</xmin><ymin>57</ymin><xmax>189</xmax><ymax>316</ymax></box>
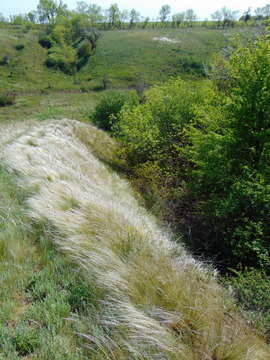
<box><xmin>2</xmin><ymin>119</ymin><xmax>269</xmax><ymax>359</ymax></box>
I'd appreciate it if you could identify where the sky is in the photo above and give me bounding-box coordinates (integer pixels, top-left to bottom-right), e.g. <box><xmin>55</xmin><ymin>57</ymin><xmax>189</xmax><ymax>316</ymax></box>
<box><xmin>1</xmin><ymin>0</ymin><xmax>270</xmax><ymax>20</ymax></box>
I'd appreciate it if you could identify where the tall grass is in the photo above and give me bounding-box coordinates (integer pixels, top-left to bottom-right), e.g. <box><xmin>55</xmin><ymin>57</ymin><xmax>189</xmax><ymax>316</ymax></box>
<box><xmin>3</xmin><ymin>118</ymin><xmax>269</xmax><ymax>359</ymax></box>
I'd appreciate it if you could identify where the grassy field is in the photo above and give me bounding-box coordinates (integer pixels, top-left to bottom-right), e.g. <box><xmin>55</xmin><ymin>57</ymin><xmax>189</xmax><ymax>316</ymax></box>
<box><xmin>0</xmin><ymin>91</ymin><xmax>100</xmax><ymax>123</ymax></box>
<box><xmin>0</xmin><ymin>25</ymin><xmax>254</xmax><ymax>93</ymax></box>
<box><xmin>0</xmin><ymin>25</ymin><xmax>257</xmax><ymax>123</ymax></box>
<box><xmin>84</xmin><ymin>28</ymin><xmax>227</xmax><ymax>86</ymax></box>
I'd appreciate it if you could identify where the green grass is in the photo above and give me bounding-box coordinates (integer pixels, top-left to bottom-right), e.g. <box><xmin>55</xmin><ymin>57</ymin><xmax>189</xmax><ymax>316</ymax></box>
<box><xmin>0</xmin><ymin>25</ymin><xmax>259</xmax><ymax>123</ymax></box>
<box><xmin>82</xmin><ymin>27</ymin><xmax>254</xmax><ymax>87</ymax></box>
<box><xmin>0</xmin><ymin>165</ymin><xmax>106</xmax><ymax>359</ymax></box>
<box><xmin>0</xmin><ymin>25</ymin><xmax>257</xmax><ymax>94</ymax></box>
<box><xmin>0</xmin><ymin>91</ymin><xmax>100</xmax><ymax>123</ymax></box>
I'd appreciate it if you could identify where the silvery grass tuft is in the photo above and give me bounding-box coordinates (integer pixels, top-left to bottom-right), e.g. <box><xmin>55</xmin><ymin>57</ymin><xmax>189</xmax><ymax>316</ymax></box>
<box><xmin>3</xmin><ymin>119</ymin><xmax>269</xmax><ymax>359</ymax></box>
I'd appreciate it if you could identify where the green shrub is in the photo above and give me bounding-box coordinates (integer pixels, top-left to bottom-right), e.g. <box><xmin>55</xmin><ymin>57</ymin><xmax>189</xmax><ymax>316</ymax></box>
<box><xmin>0</xmin><ymin>55</ymin><xmax>9</xmax><ymax>65</ymax></box>
<box><xmin>77</xmin><ymin>39</ymin><xmax>92</xmax><ymax>59</ymax></box>
<box><xmin>115</xmin><ymin>79</ymin><xmax>203</xmax><ymax>166</ymax></box>
<box><xmin>0</xmin><ymin>92</ymin><xmax>15</xmax><ymax>107</ymax></box>
<box><xmin>14</xmin><ymin>43</ymin><xmax>25</xmax><ymax>51</ymax></box>
<box><xmin>91</xmin><ymin>90</ymin><xmax>130</xmax><ymax>131</ymax></box>
<box><xmin>12</xmin><ymin>326</ymin><xmax>40</xmax><ymax>356</ymax></box>
<box><xmin>39</xmin><ymin>14</ymin><xmax>100</xmax><ymax>75</ymax></box>
<box><xmin>38</xmin><ymin>35</ymin><xmax>53</xmax><ymax>49</ymax></box>
<box><xmin>186</xmin><ymin>37</ymin><xmax>270</xmax><ymax>268</ymax></box>
<box><xmin>223</xmin><ymin>269</ymin><xmax>270</xmax><ymax>338</ymax></box>
<box><xmin>45</xmin><ymin>45</ymin><xmax>76</xmax><ymax>74</ymax></box>
<box><xmin>178</xmin><ymin>56</ymin><xmax>206</xmax><ymax>76</ymax></box>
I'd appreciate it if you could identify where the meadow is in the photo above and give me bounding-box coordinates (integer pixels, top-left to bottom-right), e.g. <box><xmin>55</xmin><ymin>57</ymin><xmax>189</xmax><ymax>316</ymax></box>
<box><xmin>0</xmin><ymin>25</ymin><xmax>259</xmax><ymax>122</ymax></box>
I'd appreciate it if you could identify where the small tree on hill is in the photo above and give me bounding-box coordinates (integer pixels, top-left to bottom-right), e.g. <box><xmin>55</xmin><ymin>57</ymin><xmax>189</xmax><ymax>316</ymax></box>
<box><xmin>185</xmin><ymin>9</ymin><xmax>197</xmax><ymax>27</ymax></box>
<box><xmin>129</xmin><ymin>9</ymin><xmax>140</xmax><ymax>28</ymax></box>
<box><xmin>37</xmin><ymin>0</ymin><xmax>67</xmax><ymax>24</ymax></box>
<box><xmin>159</xmin><ymin>5</ymin><xmax>171</xmax><ymax>24</ymax></box>
<box><xmin>172</xmin><ymin>12</ymin><xmax>185</xmax><ymax>27</ymax></box>
<box><xmin>107</xmin><ymin>3</ymin><xmax>121</xmax><ymax>29</ymax></box>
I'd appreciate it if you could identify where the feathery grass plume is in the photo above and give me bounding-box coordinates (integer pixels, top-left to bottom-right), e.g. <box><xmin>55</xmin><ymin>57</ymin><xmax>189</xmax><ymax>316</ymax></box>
<box><xmin>3</xmin><ymin>118</ymin><xmax>270</xmax><ymax>359</ymax></box>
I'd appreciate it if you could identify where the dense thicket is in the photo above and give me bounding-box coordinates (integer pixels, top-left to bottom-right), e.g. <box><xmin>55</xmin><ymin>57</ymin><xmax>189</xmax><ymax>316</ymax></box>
<box><xmin>186</xmin><ymin>37</ymin><xmax>270</xmax><ymax>268</ymax></box>
<box><xmin>39</xmin><ymin>13</ymin><xmax>100</xmax><ymax>74</ymax></box>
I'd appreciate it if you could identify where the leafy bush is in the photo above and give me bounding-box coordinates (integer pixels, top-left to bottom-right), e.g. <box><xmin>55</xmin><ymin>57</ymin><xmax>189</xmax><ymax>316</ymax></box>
<box><xmin>14</xmin><ymin>43</ymin><xmax>25</xmax><ymax>51</ymax></box>
<box><xmin>223</xmin><ymin>269</ymin><xmax>270</xmax><ymax>338</ymax></box>
<box><xmin>12</xmin><ymin>326</ymin><xmax>40</xmax><ymax>356</ymax></box>
<box><xmin>0</xmin><ymin>55</ymin><xmax>9</xmax><ymax>65</ymax></box>
<box><xmin>38</xmin><ymin>35</ymin><xmax>53</xmax><ymax>49</ymax></box>
<box><xmin>40</xmin><ymin>14</ymin><xmax>100</xmax><ymax>74</ymax></box>
<box><xmin>45</xmin><ymin>45</ymin><xmax>76</xmax><ymax>74</ymax></box>
<box><xmin>0</xmin><ymin>92</ymin><xmax>15</xmax><ymax>107</ymax></box>
<box><xmin>186</xmin><ymin>37</ymin><xmax>270</xmax><ymax>268</ymax></box>
<box><xmin>178</xmin><ymin>56</ymin><xmax>206</xmax><ymax>76</ymax></box>
<box><xmin>77</xmin><ymin>39</ymin><xmax>92</xmax><ymax>59</ymax></box>
<box><xmin>91</xmin><ymin>91</ymin><xmax>131</xmax><ymax>131</ymax></box>
<box><xmin>115</xmin><ymin>79</ymin><xmax>203</xmax><ymax>166</ymax></box>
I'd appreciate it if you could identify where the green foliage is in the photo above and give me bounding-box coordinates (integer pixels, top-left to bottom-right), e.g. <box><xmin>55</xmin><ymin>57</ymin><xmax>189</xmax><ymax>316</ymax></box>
<box><xmin>223</xmin><ymin>268</ymin><xmax>270</xmax><ymax>338</ymax></box>
<box><xmin>41</xmin><ymin>13</ymin><xmax>100</xmax><ymax>74</ymax></box>
<box><xmin>0</xmin><ymin>166</ymin><xmax>99</xmax><ymax>359</ymax></box>
<box><xmin>186</xmin><ymin>37</ymin><xmax>270</xmax><ymax>268</ymax></box>
<box><xmin>38</xmin><ymin>34</ymin><xmax>53</xmax><ymax>48</ymax></box>
<box><xmin>178</xmin><ymin>55</ymin><xmax>206</xmax><ymax>76</ymax></box>
<box><xmin>46</xmin><ymin>45</ymin><xmax>76</xmax><ymax>74</ymax></box>
<box><xmin>115</xmin><ymin>79</ymin><xmax>202</xmax><ymax>165</ymax></box>
<box><xmin>0</xmin><ymin>55</ymin><xmax>9</xmax><ymax>65</ymax></box>
<box><xmin>14</xmin><ymin>43</ymin><xmax>25</xmax><ymax>51</ymax></box>
<box><xmin>91</xmin><ymin>90</ymin><xmax>131</xmax><ymax>131</ymax></box>
<box><xmin>12</xmin><ymin>326</ymin><xmax>40</xmax><ymax>356</ymax></box>
<box><xmin>0</xmin><ymin>92</ymin><xmax>15</xmax><ymax>107</ymax></box>
<box><xmin>77</xmin><ymin>39</ymin><xmax>92</xmax><ymax>58</ymax></box>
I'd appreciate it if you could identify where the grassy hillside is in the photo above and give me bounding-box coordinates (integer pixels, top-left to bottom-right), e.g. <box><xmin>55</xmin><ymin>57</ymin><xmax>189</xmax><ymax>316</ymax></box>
<box><xmin>0</xmin><ymin>25</ymin><xmax>250</xmax><ymax>93</ymax></box>
<box><xmin>84</xmin><ymin>28</ymin><xmax>228</xmax><ymax>86</ymax></box>
<box><xmin>0</xmin><ymin>123</ymin><xmax>106</xmax><ymax>359</ymax></box>
<box><xmin>0</xmin><ymin>25</ymin><xmax>256</xmax><ymax>123</ymax></box>
<box><xmin>1</xmin><ymin>118</ymin><xmax>269</xmax><ymax>359</ymax></box>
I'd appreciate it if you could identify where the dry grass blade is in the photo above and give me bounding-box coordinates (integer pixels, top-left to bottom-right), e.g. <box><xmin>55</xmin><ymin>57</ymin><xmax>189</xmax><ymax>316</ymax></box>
<box><xmin>3</xmin><ymin>118</ymin><xmax>270</xmax><ymax>359</ymax></box>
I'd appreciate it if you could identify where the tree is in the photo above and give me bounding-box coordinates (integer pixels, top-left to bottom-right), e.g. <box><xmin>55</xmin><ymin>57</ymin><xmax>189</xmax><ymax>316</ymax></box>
<box><xmin>141</xmin><ymin>16</ymin><xmax>150</xmax><ymax>29</ymax></box>
<box><xmin>159</xmin><ymin>5</ymin><xmax>171</xmax><ymax>23</ymax></box>
<box><xmin>119</xmin><ymin>9</ymin><xmax>129</xmax><ymax>28</ymax></box>
<box><xmin>107</xmin><ymin>3</ymin><xmax>120</xmax><ymax>28</ymax></box>
<box><xmin>211</xmin><ymin>10</ymin><xmax>222</xmax><ymax>27</ymax></box>
<box><xmin>27</xmin><ymin>11</ymin><xmax>38</xmax><ymax>23</ymax></box>
<box><xmin>37</xmin><ymin>0</ymin><xmax>67</xmax><ymax>24</ymax></box>
<box><xmin>220</xmin><ymin>7</ymin><xmax>239</xmax><ymax>27</ymax></box>
<box><xmin>263</xmin><ymin>4</ymin><xmax>270</xmax><ymax>18</ymax></box>
<box><xmin>187</xmin><ymin>37</ymin><xmax>270</xmax><ymax>267</ymax></box>
<box><xmin>185</xmin><ymin>9</ymin><xmax>197</xmax><ymax>26</ymax></box>
<box><xmin>172</xmin><ymin>12</ymin><xmax>185</xmax><ymax>27</ymax></box>
<box><xmin>129</xmin><ymin>9</ymin><xmax>140</xmax><ymax>28</ymax></box>
<box><xmin>76</xmin><ymin>1</ymin><xmax>89</xmax><ymax>14</ymax></box>
<box><xmin>88</xmin><ymin>4</ymin><xmax>103</xmax><ymax>24</ymax></box>
<box><xmin>254</xmin><ymin>7</ymin><xmax>264</xmax><ymax>20</ymax></box>
<box><xmin>211</xmin><ymin>7</ymin><xmax>239</xmax><ymax>28</ymax></box>
<box><xmin>240</xmin><ymin>8</ymin><xmax>252</xmax><ymax>23</ymax></box>
<box><xmin>0</xmin><ymin>13</ymin><xmax>6</xmax><ymax>23</ymax></box>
